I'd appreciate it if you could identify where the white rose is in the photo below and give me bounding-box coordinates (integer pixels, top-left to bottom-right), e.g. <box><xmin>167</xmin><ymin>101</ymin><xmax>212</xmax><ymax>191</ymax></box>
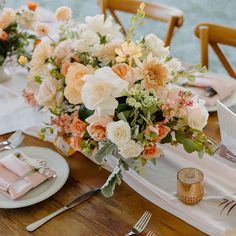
<box><xmin>119</xmin><ymin>140</ymin><xmax>143</xmax><ymax>158</ymax></box>
<box><xmin>145</xmin><ymin>33</ymin><xmax>170</xmax><ymax>59</ymax></box>
<box><xmin>185</xmin><ymin>96</ymin><xmax>209</xmax><ymax>130</ymax></box>
<box><xmin>85</xmin><ymin>14</ymin><xmax>122</xmax><ymax>40</ymax></box>
<box><xmin>55</xmin><ymin>6</ymin><xmax>72</xmax><ymax>21</ymax></box>
<box><xmin>0</xmin><ymin>8</ymin><xmax>15</xmax><ymax>29</ymax></box>
<box><xmin>81</xmin><ymin>67</ymin><xmax>128</xmax><ymax>116</ymax></box>
<box><xmin>36</xmin><ymin>77</ymin><xmax>63</xmax><ymax>108</ymax></box>
<box><xmin>81</xmin><ymin>30</ymin><xmax>99</xmax><ymax>45</ymax></box>
<box><xmin>107</xmin><ymin>120</ymin><xmax>131</xmax><ymax>147</ymax></box>
<box><xmin>54</xmin><ymin>40</ymin><xmax>71</xmax><ymax>60</ymax></box>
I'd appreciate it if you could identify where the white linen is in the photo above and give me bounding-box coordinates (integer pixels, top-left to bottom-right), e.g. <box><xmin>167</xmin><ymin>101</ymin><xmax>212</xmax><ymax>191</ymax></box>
<box><xmin>0</xmin><ymin>68</ymin><xmax>50</xmax><ymax>135</ymax></box>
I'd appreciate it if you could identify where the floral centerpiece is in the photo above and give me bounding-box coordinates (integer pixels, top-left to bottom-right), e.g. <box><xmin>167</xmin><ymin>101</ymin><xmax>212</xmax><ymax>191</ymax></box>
<box><xmin>24</xmin><ymin>4</ymin><xmax>213</xmax><ymax>197</ymax></box>
<box><xmin>0</xmin><ymin>2</ymin><xmax>39</xmax><ymax>68</ymax></box>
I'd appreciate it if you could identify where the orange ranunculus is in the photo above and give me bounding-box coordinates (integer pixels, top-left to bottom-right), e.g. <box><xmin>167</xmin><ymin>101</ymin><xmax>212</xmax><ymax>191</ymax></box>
<box><xmin>27</xmin><ymin>1</ymin><xmax>39</xmax><ymax>11</ymax></box>
<box><xmin>34</xmin><ymin>39</ymin><xmax>41</xmax><ymax>47</ymax></box>
<box><xmin>142</xmin><ymin>143</ymin><xmax>161</xmax><ymax>160</ymax></box>
<box><xmin>1</xmin><ymin>31</ymin><xmax>8</xmax><ymax>41</ymax></box>
<box><xmin>156</xmin><ymin>124</ymin><xmax>171</xmax><ymax>141</ymax></box>
<box><xmin>144</xmin><ymin>125</ymin><xmax>159</xmax><ymax>142</ymax></box>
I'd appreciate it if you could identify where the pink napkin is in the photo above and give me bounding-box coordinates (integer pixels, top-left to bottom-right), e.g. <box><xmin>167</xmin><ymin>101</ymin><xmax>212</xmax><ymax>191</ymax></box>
<box><xmin>0</xmin><ymin>152</ymin><xmax>56</xmax><ymax>200</ymax></box>
<box><xmin>186</xmin><ymin>73</ymin><xmax>236</xmax><ymax>107</ymax></box>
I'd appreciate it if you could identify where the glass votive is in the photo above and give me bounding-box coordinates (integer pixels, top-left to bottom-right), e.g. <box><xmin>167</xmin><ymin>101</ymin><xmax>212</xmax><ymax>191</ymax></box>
<box><xmin>177</xmin><ymin>167</ymin><xmax>204</xmax><ymax>205</ymax></box>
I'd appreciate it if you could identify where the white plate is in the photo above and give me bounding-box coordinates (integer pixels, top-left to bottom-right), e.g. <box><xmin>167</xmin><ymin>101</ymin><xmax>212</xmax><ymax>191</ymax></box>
<box><xmin>0</xmin><ymin>146</ymin><xmax>69</xmax><ymax>209</ymax></box>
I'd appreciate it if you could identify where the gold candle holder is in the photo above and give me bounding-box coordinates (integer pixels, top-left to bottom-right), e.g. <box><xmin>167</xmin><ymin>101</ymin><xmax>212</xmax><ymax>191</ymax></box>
<box><xmin>177</xmin><ymin>167</ymin><xmax>204</xmax><ymax>205</ymax></box>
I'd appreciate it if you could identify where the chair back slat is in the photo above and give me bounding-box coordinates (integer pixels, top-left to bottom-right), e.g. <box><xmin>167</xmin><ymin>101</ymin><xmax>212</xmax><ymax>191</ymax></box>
<box><xmin>98</xmin><ymin>0</ymin><xmax>184</xmax><ymax>46</ymax></box>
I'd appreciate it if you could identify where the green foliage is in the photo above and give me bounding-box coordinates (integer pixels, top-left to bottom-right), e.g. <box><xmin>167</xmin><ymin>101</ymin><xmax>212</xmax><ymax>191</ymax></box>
<box><xmin>101</xmin><ymin>167</ymin><xmax>122</xmax><ymax>197</ymax></box>
<box><xmin>38</xmin><ymin>127</ymin><xmax>54</xmax><ymax>141</ymax></box>
<box><xmin>172</xmin><ymin>64</ymin><xmax>207</xmax><ymax>83</ymax></box>
<box><xmin>79</xmin><ymin>104</ymin><xmax>94</xmax><ymax>121</ymax></box>
<box><xmin>126</xmin><ymin>3</ymin><xmax>145</xmax><ymax>42</ymax></box>
<box><xmin>175</xmin><ymin>126</ymin><xmax>214</xmax><ymax>156</ymax></box>
<box><xmin>94</xmin><ymin>142</ymin><xmax>116</xmax><ymax>164</ymax></box>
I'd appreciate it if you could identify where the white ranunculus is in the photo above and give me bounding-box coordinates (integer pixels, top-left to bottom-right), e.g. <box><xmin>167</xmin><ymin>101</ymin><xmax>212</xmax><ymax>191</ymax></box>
<box><xmin>145</xmin><ymin>33</ymin><xmax>170</xmax><ymax>59</ymax></box>
<box><xmin>53</xmin><ymin>40</ymin><xmax>71</xmax><ymax>60</ymax></box>
<box><xmin>81</xmin><ymin>67</ymin><xmax>128</xmax><ymax>116</ymax></box>
<box><xmin>36</xmin><ymin>77</ymin><xmax>63</xmax><ymax>108</ymax></box>
<box><xmin>185</xmin><ymin>96</ymin><xmax>209</xmax><ymax>130</ymax></box>
<box><xmin>119</xmin><ymin>140</ymin><xmax>143</xmax><ymax>158</ymax></box>
<box><xmin>106</xmin><ymin>120</ymin><xmax>131</xmax><ymax>147</ymax></box>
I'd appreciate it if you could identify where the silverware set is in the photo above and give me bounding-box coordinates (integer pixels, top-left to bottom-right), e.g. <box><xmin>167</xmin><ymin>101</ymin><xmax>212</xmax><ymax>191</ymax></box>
<box><xmin>0</xmin><ymin>130</ymin><xmax>24</xmax><ymax>151</ymax></box>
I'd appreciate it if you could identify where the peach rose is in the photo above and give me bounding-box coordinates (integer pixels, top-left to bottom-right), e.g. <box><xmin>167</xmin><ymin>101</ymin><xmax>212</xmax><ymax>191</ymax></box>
<box><xmin>27</xmin><ymin>1</ymin><xmax>39</xmax><ymax>11</ymax></box>
<box><xmin>55</xmin><ymin>6</ymin><xmax>72</xmax><ymax>21</ymax></box>
<box><xmin>35</xmin><ymin>23</ymin><xmax>49</xmax><ymax>37</ymax></box>
<box><xmin>64</xmin><ymin>62</ymin><xmax>94</xmax><ymax>104</ymax></box>
<box><xmin>0</xmin><ymin>8</ymin><xmax>15</xmax><ymax>30</ymax></box>
<box><xmin>142</xmin><ymin>143</ymin><xmax>161</xmax><ymax>160</ymax></box>
<box><xmin>86</xmin><ymin>113</ymin><xmax>113</xmax><ymax>141</ymax></box>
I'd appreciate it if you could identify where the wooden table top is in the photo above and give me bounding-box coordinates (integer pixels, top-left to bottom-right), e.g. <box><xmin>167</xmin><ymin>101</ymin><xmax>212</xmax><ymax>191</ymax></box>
<box><xmin>0</xmin><ymin>113</ymin><xmax>220</xmax><ymax>236</ymax></box>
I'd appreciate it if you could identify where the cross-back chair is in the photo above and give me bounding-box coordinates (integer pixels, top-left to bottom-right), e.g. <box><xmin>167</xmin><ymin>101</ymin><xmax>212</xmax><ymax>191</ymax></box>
<box><xmin>195</xmin><ymin>23</ymin><xmax>236</xmax><ymax>79</ymax></box>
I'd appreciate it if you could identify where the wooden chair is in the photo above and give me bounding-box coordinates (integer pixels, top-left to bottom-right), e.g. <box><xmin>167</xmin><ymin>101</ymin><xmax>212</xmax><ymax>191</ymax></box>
<box><xmin>97</xmin><ymin>0</ymin><xmax>184</xmax><ymax>47</ymax></box>
<box><xmin>195</xmin><ymin>23</ymin><xmax>236</xmax><ymax>79</ymax></box>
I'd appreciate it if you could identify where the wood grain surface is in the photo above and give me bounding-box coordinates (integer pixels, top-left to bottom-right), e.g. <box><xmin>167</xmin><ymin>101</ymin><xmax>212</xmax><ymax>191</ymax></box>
<box><xmin>0</xmin><ymin>113</ymin><xmax>220</xmax><ymax>236</ymax></box>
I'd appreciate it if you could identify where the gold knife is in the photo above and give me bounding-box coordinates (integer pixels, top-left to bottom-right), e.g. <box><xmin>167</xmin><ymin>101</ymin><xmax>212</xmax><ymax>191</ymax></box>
<box><xmin>26</xmin><ymin>188</ymin><xmax>100</xmax><ymax>232</ymax></box>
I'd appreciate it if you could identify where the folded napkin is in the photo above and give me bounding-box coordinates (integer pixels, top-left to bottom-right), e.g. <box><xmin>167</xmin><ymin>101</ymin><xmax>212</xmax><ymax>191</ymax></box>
<box><xmin>180</xmin><ymin>72</ymin><xmax>236</xmax><ymax>107</ymax></box>
<box><xmin>0</xmin><ymin>152</ymin><xmax>56</xmax><ymax>200</ymax></box>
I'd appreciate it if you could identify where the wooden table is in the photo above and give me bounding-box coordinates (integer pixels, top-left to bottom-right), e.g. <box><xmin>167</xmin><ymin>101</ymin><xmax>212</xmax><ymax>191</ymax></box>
<box><xmin>0</xmin><ymin>113</ymin><xmax>220</xmax><ymax>236</ymax></box>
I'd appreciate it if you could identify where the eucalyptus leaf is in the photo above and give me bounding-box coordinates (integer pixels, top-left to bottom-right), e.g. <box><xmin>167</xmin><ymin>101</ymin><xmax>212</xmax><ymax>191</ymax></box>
<box><xmin>94</xmin><ymin>142</ymin><xmax>116</xmax><ymax>164</ymax></box>
<box><xmin>101</xmin><ymin>166</ymin><xmax>122</xmax><ymax>197</ymax></box>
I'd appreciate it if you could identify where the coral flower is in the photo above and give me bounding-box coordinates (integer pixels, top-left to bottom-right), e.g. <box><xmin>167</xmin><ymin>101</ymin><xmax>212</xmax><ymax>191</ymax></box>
<box><xmin>1</xmin><ymin>31</ymin><xmax>8</xmax><ymax>41</ymax></box>
<box><xmin>70</xmin><ymin>136</ymin><xmax>83</xmax><ymax>151</ymax></box>
<box><xmin>27</xmin><ymin>1</ymin><xmax>39</xmax><ymax>11</ymax></box>
<box><xmin>156</xmin><ymin>124</ymin><xmax>171</xmax><ymax>141</ymax></box>
<box><xmin>142</xmin><ymin>143</ymin><xmax>161</xmax><ymax>160</ymax></box>
<box><xmin>70</xmin><ymin>116</ymin><xmax>87</xmax><ymax>138</ymax></box>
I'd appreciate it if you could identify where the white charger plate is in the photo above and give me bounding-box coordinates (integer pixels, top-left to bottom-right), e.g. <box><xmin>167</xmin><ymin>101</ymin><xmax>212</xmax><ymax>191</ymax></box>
<box><xmin>0</xmin><ymin>146</ymin><xmax>69</xmax><ymax>209</ymax></box>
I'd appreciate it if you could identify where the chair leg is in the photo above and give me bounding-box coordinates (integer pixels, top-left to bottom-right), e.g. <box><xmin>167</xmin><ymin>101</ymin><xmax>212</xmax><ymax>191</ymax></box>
<box><xmin>199</xmin><ymin>25</ymin><xmax>209</xmax><ymax>69</ymax></box>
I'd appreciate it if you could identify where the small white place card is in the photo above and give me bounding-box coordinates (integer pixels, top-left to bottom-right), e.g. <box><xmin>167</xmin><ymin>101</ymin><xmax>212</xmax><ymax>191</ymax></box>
<box><xmin>217</xmin><ymin>101</ymin><xmax>236</xmax><ymax>154</ymax></box>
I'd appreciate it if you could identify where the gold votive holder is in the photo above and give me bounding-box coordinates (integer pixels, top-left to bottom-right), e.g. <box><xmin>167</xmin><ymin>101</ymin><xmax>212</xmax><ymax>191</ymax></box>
<box><xmin>177</xmin><ymin>167</ymin><xmax>204</xmax><ymax>205</ymax></box>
